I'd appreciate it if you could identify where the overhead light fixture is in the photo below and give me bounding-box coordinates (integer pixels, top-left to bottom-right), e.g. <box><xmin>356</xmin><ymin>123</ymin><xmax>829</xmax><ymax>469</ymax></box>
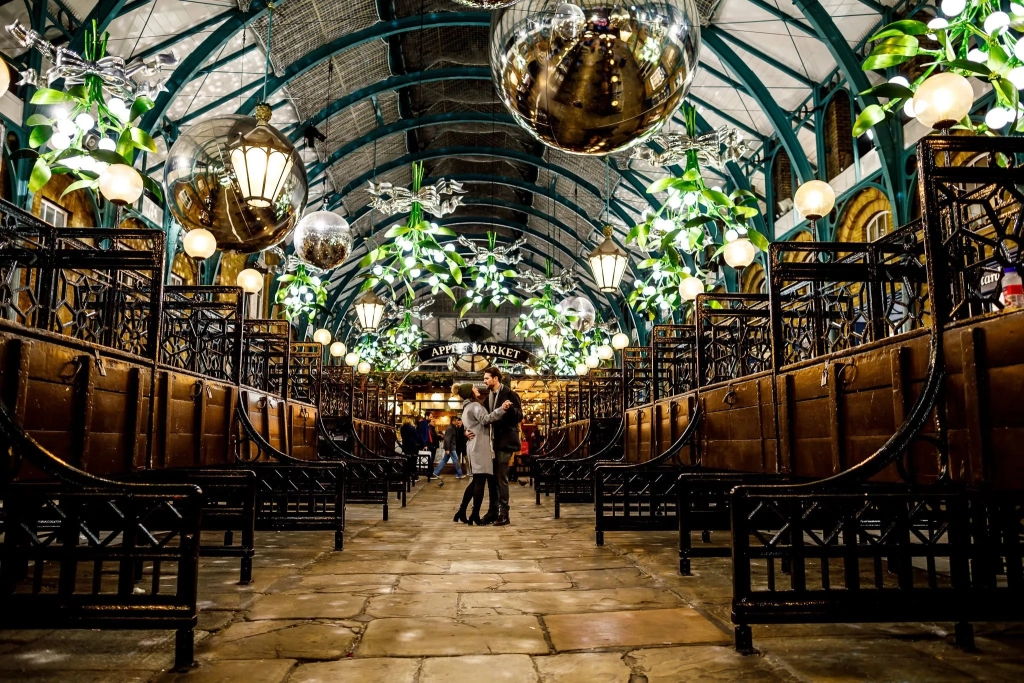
<box><xmin>357</xmin><ymin>360</ymin><xmax>372</xmax><ymax>374</ymax></box>
<box><xmin>585</xmin><ymin>354</ymin><xmax>600</xmax><ymax>368</ymax></box>
<box><xmin>312</xmin><ymin>328</ymin><xmax>332</xmax><ymax>346</ymax></box>
<box><xmin>912</xmin><ymin>72</ymin><xmax>974</xmax><ymax>130</ymax></box>
<box><xmin>597</xmin><ymin>344</ymin><xmax>614</xmax><ymax>360</ymax></box>
<box><xmin>344</xmin><ymin>352</ymin><xmax>359</xmax><ymax>367</ymax></box>
<box><xmin>679</xmin><ymin>275</ymin><xmax>704</xmax><ymax>301</ymax></box>
<box><xmin>329</xmin><ymin>341</ymin><xmax>346</xmax><ymax>358</ymax></box>
<box><xmin>98</xmin><ymin>164</ymin><xmax>144</xmax><ymax>206</ymax></box>
<box><xmin>230</xmin><ymin>103</ymin><xmax>295</xmax><ymax>208</ymax></box>
<box><xmin>183</xmin><ymin>228</ymin><xmax>217</xmax><ymax>260</ymax></box>
<box><xmin>236</xmin><ymin>268</ymin><xmax>264</xmax><ymax>294</ymax></box>
<box><xmin>574</xmin><ymin>362</ymin><xmax>589</xmax><ymax>376</ymax></box>
<box><xmin>353</xmin><ymin>290</ymin><xmax>386</xmax><ymax>332</ymax></box>
<box><xmin>588</xmin><ymin>225</ymin><xmax>628</xmax><ymax>293</ymax></box>
<box><xmin>723</xmin><ymin>238</ymin><xmax>758</xmax><ymax>270</ymax></box>
<box><xmin>793</xmin><ymin>180</ymin><xmax>836</xmax><ymax>222</ymax></box>
<box><xmin>540</xmin><ymin>331</ymin><xmax>563</xmax><ymax>355</ymax></box>
<box><xmin>611</xmin><ymin>332</ymin><xmax>630</xmax><ymax>350</ymax></box>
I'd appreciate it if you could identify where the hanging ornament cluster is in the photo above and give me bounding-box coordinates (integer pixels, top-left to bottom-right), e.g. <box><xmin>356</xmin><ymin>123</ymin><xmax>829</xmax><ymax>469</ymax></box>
<box><xmin>274</xmin><ymin>265</ymin><xmax>328</xmax><ymax>324</ymax></box>
<box><xmin>349</xmin><ymin>311</ymin><xmax>424</xmax><ymax>372</ymax></box>
<box><xmin>360</xmin><ymin>162</ymin><xmax>466</xmax><ymax>300</ymax></box>
<box><xmin>455</xmin><ymin>232</ymin><xmax>524</xmax><ymax>314</ymax></box>
<box><xmin>851</xmin><ymin>2</ymin><xmax>1016</xmax><ymax>135</ymax></box>
<box><xmin>164</xmin><ymin>4</ymin><xmax>307</xmax><ymax>253</ymax></box>
<box><xmin>517</xmin><ymin>266</ymin><xmax>578</xmax><ymax>296</ymax></box>
<box><xmin>368</xmin><ymin>176</ymin><xmax>466</xmax><ymax>217</ymax></box>
<box><xmin>626</xmin><ymin>104</ymin><xmax>767</xmax><ymax>320</ymax></box>
<box><xmin>11</xmin><ymin>20</ymin><xmax>163</xmax><ymax>201</ymax></box>
<box><xmin>489</xmin><ymin>0</ymin><xmax>702</xmax><ymax>154</ymax></box>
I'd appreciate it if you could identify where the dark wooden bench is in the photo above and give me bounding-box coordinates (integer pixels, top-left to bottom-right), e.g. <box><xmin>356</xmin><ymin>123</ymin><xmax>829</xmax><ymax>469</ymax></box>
<box><xmin>318</xmin><ymin>415</ymin><xmax>393</xmax><ymax>520</ymax></box>
<box><xmin>552</xmin><ymin>417</ymin><xmax>624</xmax><ymax>519</ymax></box>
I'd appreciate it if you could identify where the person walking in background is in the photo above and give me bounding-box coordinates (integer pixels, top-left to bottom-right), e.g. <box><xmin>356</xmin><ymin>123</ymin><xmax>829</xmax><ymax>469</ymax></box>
<box><xmin>399</xmin><ymin>416</ymin><xmax>422</xmax><ymax>481</ymax></box>
<box><xmin>482</xmin><ymin>366</ymin><xmax>523</xmax><ymax>526</ymax></box>
<box><xmin>433</xmin><ymin>416</ymin><xmax>465</xmax><ymax>484</ymax></box>
<box><xmin>418</xmin><ymin>412</ymin><xmax>439</xmax><ymax>480</ymax></box>
<box><xmin>452</xmin><ymin>384</ymin><xmax>510</xmax><ymax>525</ymax></box>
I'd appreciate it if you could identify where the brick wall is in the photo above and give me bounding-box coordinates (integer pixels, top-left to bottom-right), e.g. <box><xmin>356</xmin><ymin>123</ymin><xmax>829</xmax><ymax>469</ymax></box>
<box><xmin>31</xmin><ymin>174</ymin><xmax>95</xmax><ymax>227</ymax></box>
<box><xmin>835</xmin><ymin>187</ymin><xmax>893</xmax><ymax>242</ymax></box>
<box><xmin>771</xmin><ymin>151</ymin><xmax>792</xmax><ymax>217</ymax></box>
<box><xmin>824</xmin><ymin>90</ymin><xmax>854</xmax><ymax>180</ymax></box>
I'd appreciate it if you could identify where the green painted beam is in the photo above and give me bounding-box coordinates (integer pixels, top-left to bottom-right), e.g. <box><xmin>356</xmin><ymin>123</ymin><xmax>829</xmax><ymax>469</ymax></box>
<box><xmin>233</xmin><ymin>12</ymin><xmax>490</xmax><ymax>117</ymax></box>
<box><xmin>70</xmin><ymin>0</ymin><xmax>129</xmax><ymax>53</ymax></box>
<box><xmin>702</xmin><ymin>29</ymin><xmax>814</xmax><ymax>183</ymax></box>
<box><xmin>712</xmin><ymin>27</ymin><xmax>815</xmax><ymax>88</ymax></box>
<box><xmin>133</xmin><ymin>10</ymin><xmax>233</xmax><ymax>63</ymax></box>
<box><xmin>745</xmin><ymin>0</ymin><xmax>818</xmax><ymax>38</ymax></box>
<box><xmin>791</xmin><ymin>0</ymin><xmax>906</xmax><ymax>224</ymax></box>
<box><xmin>686</xmin><ymin>94</ymin><xmax>762</xmax><ymax>139</ymax></box>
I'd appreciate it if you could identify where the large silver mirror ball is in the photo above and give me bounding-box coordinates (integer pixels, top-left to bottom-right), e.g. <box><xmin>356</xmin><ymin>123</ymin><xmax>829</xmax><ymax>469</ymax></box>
<box><xmin>164</xmin><ymin>115</ymin><xmax>308</xmax><ymax>253</ymax></box>
<box><xmin>293</xmin><ymin>210</ymin><xmax>354</xmax><ymax>271</ymax></box>
<box><xmin>452</xmin><ymin>0</ymin><xmax>522</xmax><ymax>7</ymax></box>
<box><xmin>490</xmin><ymin>1</ymin><xmax>701</xmax><ymax>155</ymax></box>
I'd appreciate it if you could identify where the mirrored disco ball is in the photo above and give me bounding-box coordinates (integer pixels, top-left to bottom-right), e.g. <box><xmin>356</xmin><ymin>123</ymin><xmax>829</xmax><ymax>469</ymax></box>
<box><xmin>490</xmin><ymin>0</ymin><xmax>701</xmax><ymax>155</ymax></box>
<box><xmin>293</xmin><ymin>210</ymin><xmax>353</xmax><ymax>270</ymax></box>
<box><xmin>557</xmin><ymin>295</ymin><xmax>596</xmax><ymax>331</ymax></box>
<box><xmin>164</xmin><ymin>115</ymin><xmax>308</xmax><ymax>253</ymax></box>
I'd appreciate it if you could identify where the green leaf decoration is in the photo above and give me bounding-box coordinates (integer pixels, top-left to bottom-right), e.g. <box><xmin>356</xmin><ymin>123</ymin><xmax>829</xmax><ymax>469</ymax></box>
<box><xmin>859</xmin><ymin>82</ymin><xmax>915</xmax><ymax>100</ymax></box>
<box><xmin>450</xmin><ymin>264</ymin><xmax>463</xmax><ymax>284</ymax></box>
<box><xmin>141</xmin><ymin>174</ymin><xmax>164</xmax><ymax>203</ymax></box>
<box><xmin>747</xmin><ymin>229</ymin><xmax>770</xmax><ymax>252</ymax></box>
<box><xmin>647</xmin><ymin>176</ymin><xmax>676</xmax><ymax>193</ymax></box>
<box><xmin>28</xmin><ymin>158</ymin><xmax>51</xmax><ymax>192</ymax></box>
<box><xmin>129</xmin><ymin>127</ymin><xmax>158</xmax><ymax>153</ymax></box>
<box><xmin>868</xmin><ymin>20</ymin><xmax>929</xmax><ymax>42</ymax></box>
<box><xmin>90</xmin><ymin>149</ymin><xmax>131</xmax><ymax>166</ymax></box>
<box><xmin>129</xmin><ymin>96</ymin><xmax>154</xmax><ymax>122</ymax></box>
<box><xmin>438</xmin><ymin>282</ymin><xmax>456</xmax><ymax>300</ymax></box>
<box><xmin>25</xmin><ymin>114</ymin><xmax>51</xmax><ymax>127</ymax></box>
<box><xmin>29</xmin><ymin>88</ymin><xmax>72</xmax><ymax>104</ymax></box>
<box><xmin>432</xmin><ymin>226</ymin><xmax>456</xmax><ymax>236</ymax></box>
<box><xmin>994</xmin><ymin>78</ymin><xmax>1019</xmax><ymax>112</ymax></box>
<box><xmin>702</xmin><ymin>189</ymin><xmax>733</xmax><ymax>207</ymax></box>
<box><xmin>944</xmin><ymin>59</ymin><xmax>994</xmax><ymax>77</ymax></box>
<box><xmin>384</xmin><ymin>224</ymin><xmax>411</xmax><ymax>238</ymax></box>
<box><xmin>862</xmin><ymin>36</ymin><xmax>919</xmax><ymax>70</ymax></box>
<box><xmin>67</xmin><ymin>85</ymin><xmax>89</xmax><ymax>102</ymax></box>
<box><xmin>852</xmin><ymin>104</ymin><xmax>887</xmax><ymax>137</ymax></box>
<box><xmin>61</xmin><ymin>177</ymin><xmax>96</xmax><ymax>198</ymax></box>
<box><xmin>28</xmin><ymin>125</ymin><xmax>52</xmax><ymax>149</ymax></box>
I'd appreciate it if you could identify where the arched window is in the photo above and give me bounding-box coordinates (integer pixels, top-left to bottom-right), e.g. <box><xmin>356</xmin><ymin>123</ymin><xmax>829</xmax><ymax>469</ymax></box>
<box><xmin>864</xmin><ymin>211</ymin><xmax>890</xmax><ymax>242</ymax></box>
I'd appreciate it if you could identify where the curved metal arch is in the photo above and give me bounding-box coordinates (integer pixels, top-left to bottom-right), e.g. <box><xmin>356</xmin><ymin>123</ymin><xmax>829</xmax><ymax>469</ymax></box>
<box><xmin>325</xmin><ymin>147</ymin><xmax>642</xmax><ymax>227</ymax></box>
<box><xmin>791</xmin><ymin>0</ymin><xmax>905</xmax><ymax>224</ymax></box>
<box><xmin>702</xmin><ymin>27</ymin><xmax>814</xmax><ymax>184</ymax></box>
<box><xmin>233</xmin><ymin>12</ymin><xmax>490</xmax><ymax>117</ymax></box>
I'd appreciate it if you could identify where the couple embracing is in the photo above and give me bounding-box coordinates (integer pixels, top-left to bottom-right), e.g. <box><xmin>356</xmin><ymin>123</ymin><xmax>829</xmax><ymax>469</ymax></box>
<box><xmin>452</xmin><ymin>366</ymin><xmax>522</xmax><ymax>526</ymax></box>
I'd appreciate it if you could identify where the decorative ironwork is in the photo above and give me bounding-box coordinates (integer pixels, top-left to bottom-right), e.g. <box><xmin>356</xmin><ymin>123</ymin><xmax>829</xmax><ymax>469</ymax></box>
<box><xmin>652</xmin><ymin>325</ymin><xmax>697</xmax><ymax>401</ymax></box>
<box><xmin>288</xmin><ymin>342</ymin><xmax>322</xmax><ymax>404</ymax></box>
<box><xmin>241</xmin><ymin>320</ymin><xmax>290</xmax><ymax>398</ymax></box>
<box><xmin>320</xmin><ymin>366</ymin><xmax>353</xmax><ymax>418</ymax></box>
<box><xmin>695</xmin><ymin>294</ymin><xmax>771</xmax><ymax>387</ymax></box>
<box><xmin>588</xmin><ymin>368</ymin><xmax>622</xmax><ymax>418</ymax></box>
<box><xmin>160</xmin><ymin>286</ymin><xmax>244</xmax><ymax>383</ymax></box>
<box><xmin>622</xmin><ymin>346</ymin><xmax>653</xmax><ymax>409</ymax></box>
<box><xmin>632</xmin><ymin>125</ymin><xmax>749</xmax><ymax>169</ymax></box>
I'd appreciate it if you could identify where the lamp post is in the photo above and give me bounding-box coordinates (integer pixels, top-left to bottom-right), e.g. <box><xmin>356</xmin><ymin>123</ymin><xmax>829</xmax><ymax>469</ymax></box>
<box><xmin>183</xmin><ymin>228</ymin><xmax>217</xmax><ymax>284</ymax></box>
<box><xmin>794</xmin><ymin>180</ymin><xmax>836</xmax><ymax>239</ymax></box>
<box><xmin>236</xmin><ymin>268</ymin><xmax>264</xmax><ymax>318</ymax></box>
<box><xmin>329</xmin><ymin>341</ymin><xmax>347</xmax><ymax>366</ymax></box>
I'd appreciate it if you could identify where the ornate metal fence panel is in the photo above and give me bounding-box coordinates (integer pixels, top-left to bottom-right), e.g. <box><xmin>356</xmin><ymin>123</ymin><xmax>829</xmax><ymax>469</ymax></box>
<box><xmin>652</xmin><ymin>325</ymin><xmax>697</xmax><ymax>401</ymax></box>
<box><xmin>695</xmin><ymin>294</ymin><xmax>771</xmax><ymax>387</ymax></box>
<box><xmin>289</xmin><ymin>342</ymin><xmax>322</xmax><ymax>404</ymax></box>
<box><xmin>242</xmin><ymin>320</ymin><xmax>290</xmax><ymax>398</ymax></box>
<box><xmin>0</xmin><ymin>202</ymin><xmax>49</xmax><ymax>328</ymax></box>
<box><xmin>769</xmin><ymin>223</ymin><xmax>928</xmax><ymax>368</ymax></box>
<box><xmin>623</xmin><ymin>346</ymin><xmax>653</xmax><ymax>409</ymax></box>
<box><xmin>321</xmin><ymin>366</ymin><xmax>353</xmax><ymax>418</ymax></box>
<box><xmin>160</xmin><ymin>286</ymin><xmax>243</xmax><ymax>382</ymax></box>
<box><xmin>918</xmin><ymin>136</ymin><xmax>1024</xmax><ymax>322</ymax></box>
<box><xmin>589</xmin><ymin>368</ymin><xmax>622</xmax><ymax>418</ymax></box>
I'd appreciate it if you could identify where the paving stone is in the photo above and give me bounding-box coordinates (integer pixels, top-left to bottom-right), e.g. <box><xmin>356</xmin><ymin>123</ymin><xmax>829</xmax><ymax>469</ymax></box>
<box><xmin>357</xmin><ymin>616</ymin><xmax>549</xmax><ymax>656</ymax></box>
<box><xmin>627</xmin><ymin>645</ymin><xmax>783</xmax><ymax>682</ymax></box>
<box><xmin>461</xmin><ymin>587</ymin><xmax>683</xmax><ymax>616</ymax></box>
<box><xmin>534</xmin><ymin>652</ymin><xmax>634</xmax><ymax>682</ymax></box>
<box><xmin>567</xmin><ymin>568</ymin><xmax>655</xmax><ymax>590</ymax></box>
<box><xmin>267</xmin><ymin>573</ymin><xmax>397</xmax><ymax>595</ymax></box>
<box><xmin>306</xmin><ymin>560</ymin><xmax>449</xmax><ymax>575</ymax></box>
<box><xmin>197</xmin><ymin>621</ymin><xmax>356</xmax><ymax>661</ymax></box>
<box><xmin>153</xmin><ymin>658</ymin><xmax>296</xmax><ymax>683</ymax></box>
<box><xmin>287</xmin><ymin>657</ymin><xmax>421</xmax><ymax>683</ymax></box>
<box><xmin>246</xmin><ymin>593</ymin><xmax>366</xmax><ymax>620</ymax></box>
<box><xmin>448</xmin><ymin>559</ymin><xmax>543</xmax><ymax>574</ymax></box>
<box><xmin>397</xmin><ymin>573</ymin><xmax>503</xmax><ymax>593</ymax></box>
<box><xmin>545</xmin><ymin>608</ymin><xmax>729</xmax><ymax>651</ymax></box>
<box><xmin>419</xmin><ymin>654</ymin><xmax>538</xmax><ymax>682</ymax></box>
<box><xmin>365</xmin><ymin>592</ymin><xmax>459</xmax><ymax>618</ymax></box>
<box><xmin>0</xmin><ymin>629</ymin><xmax>178</xmax><ymax>671</ymax></box>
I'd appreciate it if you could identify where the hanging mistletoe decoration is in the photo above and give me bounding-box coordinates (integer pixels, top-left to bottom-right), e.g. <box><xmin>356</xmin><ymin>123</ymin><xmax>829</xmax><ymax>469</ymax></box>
<box><xmin>627</xmin><ymin>104</ymin><xmax>767</xmax><ymax>320</ymax></box>
<box><xmin>275</xmin><ymin>265</ymin><xmax>328</xmax><ymax>324</ymax></box>
<box><xmin>455</xmin><ymin>232</ymin><xmax>523</xmax><ymax>314</ymax></box>
<box><xmin>351</xmin><ymin>310</ymin><xmax>424</xmax><ymax>372</ymax></box>
<box><xmin>360</xmin><ymin>161</ymin><xmax>466</xmax><ymax>300</ymax></box>
<box><xmin>11</xmin><ymin>20</ymin><xmax>165</xmax><ymax>197</ymax></box>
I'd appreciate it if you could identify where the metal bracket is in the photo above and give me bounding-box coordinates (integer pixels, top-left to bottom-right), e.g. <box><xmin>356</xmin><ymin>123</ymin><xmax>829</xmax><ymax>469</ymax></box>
<box><xmin>92</xmin><ymin>349</ymin><xmax>106</xmax><ymax>377</ymax></box>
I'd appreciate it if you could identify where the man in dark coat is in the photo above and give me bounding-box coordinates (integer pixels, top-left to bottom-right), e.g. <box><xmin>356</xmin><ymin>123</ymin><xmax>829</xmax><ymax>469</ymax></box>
<box><xmin>482</xmin><ymin>366</ymin><xmax>522</xmax><ymax>525</ymax></box>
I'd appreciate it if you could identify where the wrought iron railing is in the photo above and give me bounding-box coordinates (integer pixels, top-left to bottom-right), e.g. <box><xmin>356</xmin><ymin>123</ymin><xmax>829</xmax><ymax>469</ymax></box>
<box><xmin>288</xmin><ymin>342</ymin><xmax>322</xmax><ymax>404</ymax></box>
<box><xmin>241</xmin><ymin>320</ymin><xmax>290</xmax><ymax>399</ymax></box>
<box><xmin>160</xmin><ymin>286</ymin><xmax>244</xmax><ymax>383</ymax></box>
<box><xmin>623</xmin><ymin>346</ymin><xmax>652</xmax><ymax>409</ymax></box>
<box><xmin>652</xmin><ymin>325</ymin><xmax>697</xmax><ymax>400</ymax></box>
<box><xmin>694</xmin><ymin>294</ymin><xmax>771</xmax><ymax>387</ymax></box>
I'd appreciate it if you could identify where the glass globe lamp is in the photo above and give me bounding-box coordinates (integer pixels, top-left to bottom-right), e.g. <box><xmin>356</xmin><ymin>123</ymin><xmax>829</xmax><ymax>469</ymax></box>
<box><xmin>588</xmin><ymin>226</ymin><xmax>628</xmax><ymax>292</ymax></box>
<box><xmin>98</xmin><ymin>164</ymin><xmax>144</xmax><ymax>205</ymax></box>
<box><xmin>312</xmin><ymin>328</ymin><xmax>332</xmax><ymax>346</ymax></box>
<box><xmin>164</xmin><ymin>110</ymin><xmax>307</xmax><ymax>253</ymax></box>
<box><xmin>236</xmin><ymin>268</ymin><xmax>264</xmax><ymax>294</ymax></box>
<box><xmin>293</xmin><ymin>210</ymin><xmax>353</xmax><ymax>270</ymax></box>
<box><xmin>678</xmin><ymin>275</ymin><xmax>704</xmax><ymax>301</ymax></box>
<box><xmin>490</xmin><ymin>0</ymin><xmax>702</xmax><ymax>154</ymax></box>
<box><xmin>557</xmin><ymin>296</ymin><xmax>596</xmax><ymax>331</ymax></box>
<box><xmin>344</xmin><ymin>352</ymin><xmax>359</xmax><ymax>367</ymax></box>
<box><xmin>448</xmin><ymin>396</ymin><xmax>461</xmax><ymax>408</ymax></box>
<box><xmin>574</xmin><ymin>362</ymin><xmax>589</xmax><ymax>376</ymax></box>
<box><xmin>585</xmin><ymin>353</ymin><xmax>600</xmax><ymax>368</ymax></box>
<box><xmin>357</xmin><ymin>360</ymin><xmax>372</xmax><ymax>374</ymax></box>
<box><xmin>353</xmin><ymin>290</ymin><xmax>386</xmax><ymax>332</ymax></box>
<box><xmin>723</xmin><ymin>237</ymin><xmax>757</xmax><ymax>270</ymax></box>
<box><xmin>329</xmin><ymin>341</ymin><xmax>347</xmax><ymax>358</ymax></box>
<box><xmin>183</xmin><ymin>228</ymin><xmax>217</xmax><ymax>260</ymax></box>
<box><xmin>912</xmin><ymin>73</ymin><xmax>974</xmax><ymax>129</ymax></box>
<box><xmin>452</xmin><ymin>0</ymin><xmax>521</xmax><ymax>6</ymax></box>
<box><xmin>794</xmin><ymin>180</ymin><xmax>836</xmax><ymax>221</ymax></box>
<box><xmin>597</xmin><ymin>344</ymin><xmax>614</xmax><ymax>360</ymax></box>
<box><xmin>611</xmin><ymin>332</ymin><xmax>630</xmax><ymax>349</ymax></box>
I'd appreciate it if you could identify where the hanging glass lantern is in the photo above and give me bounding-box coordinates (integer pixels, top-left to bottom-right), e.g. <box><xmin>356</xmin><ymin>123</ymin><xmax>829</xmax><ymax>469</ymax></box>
<box><xmin>540</xmin><ymin>330</ymin><xmax>564</xmax><ymax>355</ymax></box>
<box><xmin>230</xmin><ymin>103</ymin><xmax>296</xmax><ymax>209</ymax></box>
<box><xmin>312</xmin><ymin>328</ymin><xmax>332</xmax><ymax>346</ymax></box>
<box><xmin>353</xmin><ymin>290</ymin><xmax>386</xmax><ymax>332</ymax></box>
<box><xmin>588</xmin><ymin>226</ymin><xmax>628</xmax><ymax>292</ymax></box>
<box><xmin>611</xmin><ymin>332</ymin><xmax>630</xmax><ymax>349</ymax></box>
<box><xmin>329</xmin><ymin>341</ymin><xmax>347</xmax><ymax>358</ymax></box>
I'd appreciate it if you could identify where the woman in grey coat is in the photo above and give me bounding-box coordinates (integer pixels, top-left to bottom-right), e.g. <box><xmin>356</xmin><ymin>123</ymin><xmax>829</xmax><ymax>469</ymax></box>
<box><xmin>453</xmin><ymin>382</ymin><xmax>510</xmax><ymax>525</ymax></box>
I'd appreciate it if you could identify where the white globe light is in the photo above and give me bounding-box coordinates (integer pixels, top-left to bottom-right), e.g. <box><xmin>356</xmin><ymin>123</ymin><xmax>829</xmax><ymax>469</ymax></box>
<box><xmin>903</xmin><ymin>99</ymin><xmax>917</xmax><ymax>118</ymax></box>
<box><xmin>1016</xmin><ymin>39</ymin><xmax>1024</xmax><ymax>62</ymax></box>
<box><xmin>1009</xmin><ymin>67</ymin><xmax>1024</xmax><ymax>90</ymax></box>
<box><xmin>723</xmin><ymin>237</ymin><xmax>758</xmax><ymax>270</ymax></box>
<box><xmin>912</xmin><ymin>73</ymin><xmax>974</xmax><ymax>129</ymax></box>
<box><xmin>585</xmin><ymin>354</ymin><xmax>600</xmax><ymax>368</ymax></box>
<box><xmin>794</xmin><ymin>180</ymin><xmax>836</xmax><ymax>221</ymax></box>
<box><xmin>597</xmin><ymin>344</ymin><xmax>614</xmax><ymax>360</ymax></box>
<box><xmin>74</xmin><ymin>113</ymin><xmax>95</xmax><ymax>132</ymax></box>
<box><xmin>182</xmin><ymin>228</ymin><xmax>218</xmax><ymax>259</ymax></box>
<box><xmin>357</xmin><ymin>360</ymin><xmax>372</xmax><ymax>374</ymax></box>
<box><xmin>927</xmin><ymin>18</ymin><xmax>949</xmax><ymax>30</ymax></box>
<box><xmin>985</xmin><ymin>11</ymin><xmax>1010</xmax><ymax>34</ymax></box>
<box><xmin>236</xmin><ymin>268</ymin><xmax>264</xmax><ymax>294</ymax></box>
<box><xmin>448</xmin><ymin>396</ymin><xmax>460</xmax><ymax>408</ymax></box>
<box><xmin>967</xmin><ymin>48</ymin><xmax>987</xmax><ymax>63</ymax></box>
<box><xmin>611</xmin><ymin>332</ymin><xmax>630</xmax><ymax>350</ymax></box>
<box><xmin>329</xmin><ymin>341</ymin><xmax>346</xmax><ymax>357</ymax></box>
<box><xmin>107</xmin><ymin>97</ymin><xmax>129</xmax><ymax>119</ymax></box>
<box><xmin>941</xmin><ymin>0</ymin><xmax>965</xmax><ymax>16</ymax></box>
<box><xmin>344</xmin><ymin>352</ymin><xmax>359</xmax><ymax>367</ymax></box>
<box><xmin>98</xmin><ymin>163</ymin><xmax>144</xmax><ymax>205</ymax></box>
<box><xmin>56</xmin><ymin>118</ymin><xmax>76</xmax><ymax>136</ymax></box>
<box><xmin>312</xmin><ymin>328</ymin><xmax>332</xmax><ymax>346</ymax></box>
<box><xmin>574</xmin><ymin>363</ymin><xmax>589</xmax><ymax>376</ymax></box>
<box><xmin>986</xmin><ymin>107</ymin><xmax>1012</xmax><ymax>129</ymax></box>
<box><xmin>48</xmin><ymin>132</ymin><xmax>71</xmax><ymax>151</ymax></box>
<box><xmin>888</xmin><ymin>76</ymin><xmax>911</xmax><ymax>88</ymax></box>
<box><xmin>98</xmin><ymin>137</ymin><xmax>116</xmax><ymax>151</ymax></box>
<box><xmin>678</xmin><ymin>275</ymin><xmax>704</xmax><ymax>301</ymax></box>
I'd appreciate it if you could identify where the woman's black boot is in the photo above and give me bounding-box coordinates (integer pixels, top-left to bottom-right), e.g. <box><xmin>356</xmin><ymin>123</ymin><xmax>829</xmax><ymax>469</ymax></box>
<box><xmin>453</xmin><ymin>508</ymin><xmax>468</xmax><ymax>524</ymax></box>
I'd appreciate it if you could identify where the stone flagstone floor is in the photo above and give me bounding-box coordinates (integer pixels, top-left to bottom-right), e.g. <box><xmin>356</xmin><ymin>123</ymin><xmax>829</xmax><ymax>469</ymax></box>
<box><xmin>2</xmin><ymin>477</ymin><xmax>1024</xmax><ymax>681</ymax></box>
